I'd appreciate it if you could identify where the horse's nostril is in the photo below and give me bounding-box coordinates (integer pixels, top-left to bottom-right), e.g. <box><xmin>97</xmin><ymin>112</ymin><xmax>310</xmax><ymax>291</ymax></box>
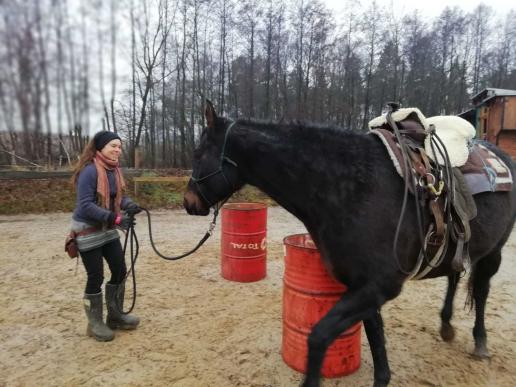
<box><xmin>183</xmin><ymin>192</ymin><xmax>199</xmax><ymax>215</ymax></box>
<box><xmin>184</xmin><ymin>190</ymin><xmax>208</xmax><ymax>216</ymax></box>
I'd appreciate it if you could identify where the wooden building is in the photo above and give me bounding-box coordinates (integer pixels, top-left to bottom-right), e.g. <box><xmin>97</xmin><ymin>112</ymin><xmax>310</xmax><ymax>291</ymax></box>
<box><xmin>459</xmin><ymin>87</ymin><xmax>516</xmax><ymax>159</ymax></box>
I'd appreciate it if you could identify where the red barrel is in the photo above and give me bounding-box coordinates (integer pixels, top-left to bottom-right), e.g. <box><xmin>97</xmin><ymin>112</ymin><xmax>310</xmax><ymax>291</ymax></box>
<box><xmin>282</xmin><ymin>234</ymin><xmax>361</xmax><ymax>378</ymax></box>
<box><xmin>221</xmin><ymin>202</ymin><xmax>267</xmax><ymax>282</ymax></box>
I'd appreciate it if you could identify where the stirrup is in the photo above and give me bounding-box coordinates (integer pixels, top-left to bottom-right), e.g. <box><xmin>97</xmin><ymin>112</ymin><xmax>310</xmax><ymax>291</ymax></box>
<box><xmin>451</xmin><ymin>235</ymin><xmax>470</xmax><ymax>272</ymax></box>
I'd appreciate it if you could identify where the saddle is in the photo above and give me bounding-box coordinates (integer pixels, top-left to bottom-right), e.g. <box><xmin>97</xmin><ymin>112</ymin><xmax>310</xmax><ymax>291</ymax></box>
<box><xmin>369</xmin><ymin>106</ymin><xmax>512</xmax><ymax>279</ymax></box>
<box><xmin>368</xmin><ymin>107</ymin><xmax>476</xmax><ymax>167</ymax></box>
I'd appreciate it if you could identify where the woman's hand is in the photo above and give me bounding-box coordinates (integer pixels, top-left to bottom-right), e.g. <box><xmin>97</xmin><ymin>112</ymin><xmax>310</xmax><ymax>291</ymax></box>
<box><xmin>109</xmin><ymin>212</ymin><xmax>136</xmax><ymax>230</ymax></box>
<box><xmin>117</xmin><ymin>213</ymin><xmax>135</xmax><ymax>230</ymax></box>
<box><xmin>125</xmin><ymin>201</ymin><xmax>142</xmax><ymax>215</ymax></box>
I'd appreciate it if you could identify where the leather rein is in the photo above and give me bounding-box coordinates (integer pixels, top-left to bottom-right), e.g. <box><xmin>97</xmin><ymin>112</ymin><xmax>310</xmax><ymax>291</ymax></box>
<box><xmin>385</xmin><ymin>104</ymin><xmax>455</xmax><ymax>279</ymax></box>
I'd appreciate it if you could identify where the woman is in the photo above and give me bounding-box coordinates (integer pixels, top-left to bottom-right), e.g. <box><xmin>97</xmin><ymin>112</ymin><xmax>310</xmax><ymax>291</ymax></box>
<box><xmin>71</xmin><ymin>130</ymin><xmax>140</xmax><ymax>342</ymax></box>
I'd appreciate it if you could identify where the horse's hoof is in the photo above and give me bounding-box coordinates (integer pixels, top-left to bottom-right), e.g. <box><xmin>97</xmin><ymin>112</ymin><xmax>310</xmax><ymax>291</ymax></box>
<box><xmin>373</xmin><ymin>382</ymin><xmax>389</xmax><ymax>387</ymax></box>
<box><xmin>472</xmin><ymin>346</ymin><xmax>491</xmax><ymax>360</ymax></box>
<box><xmin>300</xmin><ymin>379</ymin><xmax>319</xmax><ymax>387</ymax></box>
<box><xmin>440</xmin><ymin>322</ymin><xmax>455</xmax><ymax>342</ymax></box>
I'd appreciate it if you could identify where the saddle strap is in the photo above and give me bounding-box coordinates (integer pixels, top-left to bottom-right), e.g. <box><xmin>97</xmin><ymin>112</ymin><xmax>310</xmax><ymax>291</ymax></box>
<box><xmin>419</xmin><ymin>148</ymin><xmax>433</xmax><ymax>172</ymax></box>
<box><xmin>429</xmin><ymin>199</ymin><xmax>445</xmax><ymax>242</ymax></box>
<box><xmin>407</xmin><ymin>147</ymin><xmax>427</xmax><ymax>177</ymax></box>
<box><xmin>424</xmin><ymin>199</ymin><xmax>447</xmax><ymax>268</ymax></box>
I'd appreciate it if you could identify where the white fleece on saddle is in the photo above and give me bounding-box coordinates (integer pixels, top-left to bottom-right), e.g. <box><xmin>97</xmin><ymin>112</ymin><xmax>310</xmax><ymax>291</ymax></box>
<box><xmin>368</xmin><ymin>107</ymin><xmax>429</xmax><ymax>130</ymax></box>
<box><xmin>368</xmin><ymin>108</ymin><xmax>476</xmax><ymax>167</ymax></box>
<box><xmin>425</xmin><ymin>116</ymin><xmax>476</xmax><ymax>167</ymax></box>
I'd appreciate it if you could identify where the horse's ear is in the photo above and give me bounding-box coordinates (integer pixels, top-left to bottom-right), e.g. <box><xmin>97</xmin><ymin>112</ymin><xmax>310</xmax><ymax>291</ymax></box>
<box><xmin>205</xmin><ymin>99</ymin><xmax>217</xmax><ymax>129</ymax></box>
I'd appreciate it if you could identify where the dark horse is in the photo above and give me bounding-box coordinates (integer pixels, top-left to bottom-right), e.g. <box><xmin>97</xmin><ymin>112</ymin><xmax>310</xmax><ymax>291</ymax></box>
<box><xmin>183</xmin><ymin>102</ymin><xmax>515</xmax><ymax>387</ymax></box>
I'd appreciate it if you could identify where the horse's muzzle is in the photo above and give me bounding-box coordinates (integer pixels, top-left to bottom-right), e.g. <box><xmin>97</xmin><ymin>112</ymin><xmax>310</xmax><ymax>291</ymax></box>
<box><xmin>183</xmin><ymin>190</ymin><xmax>210</xmax><ymax>216</ymax></box>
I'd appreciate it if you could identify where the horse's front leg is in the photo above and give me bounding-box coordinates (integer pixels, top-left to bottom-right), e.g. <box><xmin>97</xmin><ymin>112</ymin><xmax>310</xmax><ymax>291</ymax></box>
<box><xmin>440</xmin><ymin>273</ymin><xmax>460</xmax><ymax>342</ymax></box>
<box><xmin>301</xmin><ymin>286</ymin><xmax>381</xmax><ymax>387</ymax></box>
<box><xmin>364</xmin><ymin>309</ymin><xmax>390</xmax><ymax>387</ymax></box>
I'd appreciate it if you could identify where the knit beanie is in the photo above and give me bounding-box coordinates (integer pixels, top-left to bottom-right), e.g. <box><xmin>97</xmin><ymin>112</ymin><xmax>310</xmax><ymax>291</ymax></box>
<box><xmin>94</xmin><ymin>131</ymin><xmax>121</xmax><ymax>151</ymax></box>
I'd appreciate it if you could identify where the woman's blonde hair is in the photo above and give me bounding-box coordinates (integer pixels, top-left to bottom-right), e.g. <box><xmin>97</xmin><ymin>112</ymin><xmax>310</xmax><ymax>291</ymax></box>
<box><xmin>71</xmin><ymin>139</ymin><xmax>96</xmax><ymax>186</ymax></box>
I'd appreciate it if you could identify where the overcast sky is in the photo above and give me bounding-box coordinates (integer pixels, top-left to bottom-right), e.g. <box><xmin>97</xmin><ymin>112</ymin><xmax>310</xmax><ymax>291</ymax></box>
<box><xmin>324</xmin><ymin>0</ymin><xmax>514</xmax><ymax>18</ymax></box>
<box><xmin>80</xmin><ymin>0</ymin><xmax>516</xmax><ymax>136</ymax></box>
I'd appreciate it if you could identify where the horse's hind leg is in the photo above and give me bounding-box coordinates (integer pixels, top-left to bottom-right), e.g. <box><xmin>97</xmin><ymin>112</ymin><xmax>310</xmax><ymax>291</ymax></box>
<box><xmin>364</xmin><ymin>309</ymin><xmax>391</xmax><ymax>386</ymax></box>
<box><xmin>470</xmin><ymin>249</ymin><xmax>502</xmax><ymax>359</ymax></box>
<box><xmin>440</xmin><ymin>273</ymin><xmax>460</xmax><ymax>342</ymax></box>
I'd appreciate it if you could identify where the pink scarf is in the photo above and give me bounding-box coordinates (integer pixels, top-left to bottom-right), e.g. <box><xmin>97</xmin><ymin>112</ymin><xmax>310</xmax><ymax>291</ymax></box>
<box><xmin>93</xmin><ymin>151</ymin><xmax>126</xmax><ymax>213</ymax></box>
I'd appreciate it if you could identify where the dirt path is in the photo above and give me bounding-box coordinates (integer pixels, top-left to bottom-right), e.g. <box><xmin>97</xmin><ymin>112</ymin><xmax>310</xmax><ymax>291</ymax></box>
<box><xmin>0</xmin><ymin>207</ymin><xmax>515</xmax><ymax>387</ymax></box>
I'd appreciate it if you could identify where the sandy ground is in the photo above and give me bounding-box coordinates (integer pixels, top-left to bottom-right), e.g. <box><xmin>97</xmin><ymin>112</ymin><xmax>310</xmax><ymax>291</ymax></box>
<box><xmin>0</xmin><ymin>207</ymin><xmax>515</xmax><ymax>387</ymax></box>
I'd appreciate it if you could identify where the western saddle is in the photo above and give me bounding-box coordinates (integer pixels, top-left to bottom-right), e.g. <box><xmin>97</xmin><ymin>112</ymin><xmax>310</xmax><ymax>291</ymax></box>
<box><xmin>369</xmin><ymin>103</ymin><xmax>478</xmax><ymax>280</ymax></box>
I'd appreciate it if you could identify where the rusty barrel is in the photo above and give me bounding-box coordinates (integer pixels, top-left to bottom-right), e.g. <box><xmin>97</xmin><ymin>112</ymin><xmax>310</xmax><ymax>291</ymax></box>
<box><xmin>221</xmin><ymin>202</ymin><xmax>267</xmax><ymax>282</ymax></box>
<box><xmin>282</xmin><ymin>233</ymin><xmax>361</xmax><ymax>378</ymax></box>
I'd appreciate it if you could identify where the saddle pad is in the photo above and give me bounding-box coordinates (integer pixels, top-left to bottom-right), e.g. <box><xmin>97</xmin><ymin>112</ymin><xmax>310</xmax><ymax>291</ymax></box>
<box><xmin>460</xmin><ymin>142</ymin><xmax>513</xmax><ymax>195</ymax></box>
<box><xmin>370</xmin><ymin>130</ymin><xmax>513</xmax><ymax>195</ymax></box>
<box><xmin>370</xmin><ymin>129</ymin><xmax>405</xmax><ymax>177</ymax></box>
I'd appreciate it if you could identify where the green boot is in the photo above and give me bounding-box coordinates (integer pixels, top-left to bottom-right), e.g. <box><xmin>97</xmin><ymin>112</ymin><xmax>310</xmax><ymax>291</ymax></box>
<box><xmin>105</xmin><ymin>282</ymin><xmax>140</xmax><ymax>330</ymax></box>
<box><xmin>83</xmin><ymin>292</ymin><xmax>114</xmax><ymax>342</ymax></box>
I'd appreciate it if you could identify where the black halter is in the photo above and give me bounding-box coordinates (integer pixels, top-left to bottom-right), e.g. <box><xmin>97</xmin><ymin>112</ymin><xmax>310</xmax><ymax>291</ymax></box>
<box><xmin>190</xmin><ymin>121</ymin><xmax>238</xmax><ymax>208</ymax></box>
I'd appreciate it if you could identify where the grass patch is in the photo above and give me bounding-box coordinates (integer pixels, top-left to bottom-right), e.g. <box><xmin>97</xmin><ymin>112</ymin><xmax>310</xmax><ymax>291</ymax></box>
<box><xmin>228</xmin><ymin>185</ymin><xmax>275</xmax><ymax>206</ymax></box>
<box><xmin>0</xmin><ymin>179</ymin><xmax>76</xmax><ymax>214</ymax></box>
<box><xmin>0</xmin><ymin>177</ymin><xmax>275</xmax><ymax>215</ymax></box>
<box><xmin>136</xmin><ymin>179</ymin><xmax>189</xmax><ymax>209</ymax></box>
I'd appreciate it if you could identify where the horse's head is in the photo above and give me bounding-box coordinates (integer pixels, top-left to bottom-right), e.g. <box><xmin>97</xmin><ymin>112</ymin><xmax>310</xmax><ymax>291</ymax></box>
<box><xmin>184</xmin><ymin>100</ymin><xmax>242</xmax><ymax>215</ymax></box>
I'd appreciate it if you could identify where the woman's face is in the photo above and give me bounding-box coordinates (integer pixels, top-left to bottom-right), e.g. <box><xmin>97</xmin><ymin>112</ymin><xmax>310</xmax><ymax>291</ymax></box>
<box><xmin>100</xmin><ymin>139</ymin><xmax>122</xmax><ymax>162</ymax></box>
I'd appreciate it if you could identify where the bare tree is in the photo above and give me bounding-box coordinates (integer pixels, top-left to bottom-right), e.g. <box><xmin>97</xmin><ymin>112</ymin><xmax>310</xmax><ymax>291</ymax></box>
<box><xmin>94</xmin><ymin>0</ymin><xmax>109</xmax><ymax>131</ymax></box>
<box><xmin>341</xmin><ymin>1</ymin><xmax>362</xmax><ymax>128</ymax></box>
<box><xmin>161</xmin><ymin>0</ymin><xmax>169</xmax><ymax>165</ymax></box>
<box><xmin>130</xmin><ymin>0</ymin><xmax>137</xmax><ymax>158</ymax></box>
<box><xmin>361</xmin><ymin>0</ymin><xmax>384</xmax><ymax>129</ymax></box>
<box><xmin>110</xmin><ymin>0</ymin><xmax>118</xmax><ymax>132</ymax></box>
<box><xmin>0</xmin><ymin>79</ymin><xmax>19</xmax><ymax>165</ymax></box>
<box><xmin>470</xmin><ymin>4</ymin><xmax>493</xmax><ymax>94</ymax></box>
<box><xmin>1</xmin><ymin>0</ymin><xmax>515</xmax><ymax>171</ymax></box>
<box><xmin>238</xmin><ymin>0</ymin><xmax>262</xmax><ymax>118</ymax></box>
<box><xmin>217</xmin><ymin>0</ymin><xmax>229</xmax><ymax>114</ymax></box>
<box><xmin>131</xmin><ymin>0</ymin><xmax>172</xmax><ymax>166</ymax></box>
<box><xmin>485</xmin><ymin>11</ymin><xmax>516</xmax><ymax>88</ymax></box>
<box><xmin>35</xmin><ymin>0</ymin><xmax>53</xmax><ymax>164</ymax></box>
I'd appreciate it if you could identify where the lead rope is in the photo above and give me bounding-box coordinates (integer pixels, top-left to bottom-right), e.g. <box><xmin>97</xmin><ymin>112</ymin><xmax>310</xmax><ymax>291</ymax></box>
<box><xmin>115</xmin><ymin>121</ymin><xmax>237</xmax><ymax>313</ymax></box>
<box><xmin>115</xmin><ymin>201</ymin><xmax>226</xmax><ymax>315</ymax></box>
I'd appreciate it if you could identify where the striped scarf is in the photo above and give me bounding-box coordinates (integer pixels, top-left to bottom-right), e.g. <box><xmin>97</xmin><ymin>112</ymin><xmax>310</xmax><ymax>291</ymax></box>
<box><xmin>93</xmin><ymin>151</ymin><xmax>126</xmax><ymax>213</ymax></box>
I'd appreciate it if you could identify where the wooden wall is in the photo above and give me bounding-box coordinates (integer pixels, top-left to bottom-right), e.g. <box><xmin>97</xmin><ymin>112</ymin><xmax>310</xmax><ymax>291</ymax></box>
<box><xmin>498</xmin><ymin>131</ymin><xmax>516</xmax><ymax>159</ymax></box>
<box><xmin>502</xmin><ymin>97</ymin><xmax>516</xmax><ymax>130</ymax></box>
<box><xmin>481</xmin><ymin>96</ymin><xmax>516</xmax><ymax>159</ymax></box>
<box><xmin>487</xmin><ymin>98</ymin><xmax>504</xmax><ymax>142</ymax></box>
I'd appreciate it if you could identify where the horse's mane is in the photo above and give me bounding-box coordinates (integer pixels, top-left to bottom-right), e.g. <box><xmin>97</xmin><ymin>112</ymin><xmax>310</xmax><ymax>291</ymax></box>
<box><xmin>235</xmin><ymin>118</ymin><xmax>362</xmax><ymax>139</ymax></box>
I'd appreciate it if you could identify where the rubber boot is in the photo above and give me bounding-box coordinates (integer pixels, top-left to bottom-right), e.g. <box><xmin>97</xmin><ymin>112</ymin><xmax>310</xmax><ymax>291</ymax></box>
<box><xmin>105</xmin><ymin>282</ymin><xmax>140</xmax><ymax>330</ymax></box>
<box><xmin>83</xmin><ymin>292</ymin><xmax>114</xmax><ymax>342</ymax></box>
